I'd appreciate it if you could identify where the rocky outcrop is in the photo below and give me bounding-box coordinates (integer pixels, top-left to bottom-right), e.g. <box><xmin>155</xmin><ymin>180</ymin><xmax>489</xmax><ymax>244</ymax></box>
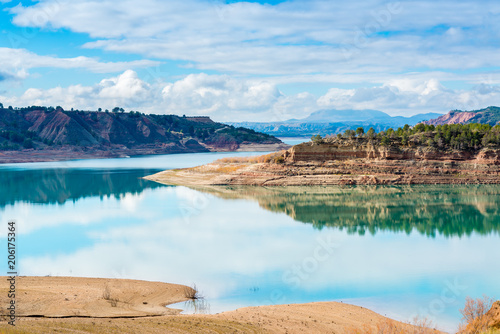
<box><xmin>147</xmin><ymin>141</ymin><xmax>500</xmax><ymax>186</ymax></box>
<box><xmin>424</xmin><ymin>111</ymin><xmax>477</xmax><ymax>126</ymax></box>
<box><xmin>284</xmin><ymin>142</ymin><xmax>486</xmax><ymax>163</ymax></box>
<box><xmin>423</xmin><ymin>106</ymin><xmax>500</xmax><ymax>126</ymax></box>
<box><xmin>0</xmin><ymin>107</ymin><xmax>286</xmax><ymax>162</ymax></box>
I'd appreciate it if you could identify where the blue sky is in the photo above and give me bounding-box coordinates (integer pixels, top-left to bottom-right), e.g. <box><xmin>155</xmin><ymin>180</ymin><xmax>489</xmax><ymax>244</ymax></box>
<box><xmin>1</xmin><ymin>0</ymin><xmax>500</xmax><ymax>121</ymax></box>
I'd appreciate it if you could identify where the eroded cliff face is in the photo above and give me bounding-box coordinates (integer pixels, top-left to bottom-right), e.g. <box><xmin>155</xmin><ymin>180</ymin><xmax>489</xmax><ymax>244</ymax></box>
<box><xmin>284</xmin><ymin>141</ymin><xmax>499</xmax><ymax>164</ymax></box>
<box><xmin>0</xmin><ymin>108</ymin><xmax>287</xmax><ymax>162</ymax></box>
<box><xmin>423</xmin><ymin>111</ymin><xmax>477</xmax><ymax>126</ymax></box>
<box><xmin>147</xmin><ymin>139</ymin><xmax>500</xmax><ymax>187</ymax></box>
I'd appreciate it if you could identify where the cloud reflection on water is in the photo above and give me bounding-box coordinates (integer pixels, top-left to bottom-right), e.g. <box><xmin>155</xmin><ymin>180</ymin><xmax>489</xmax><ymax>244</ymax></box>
<box><xmin>1</xmin><ymin>164</ymin><xmax>500</xmax><ymax>333</ymax></box>
<box><xmin>4</xmin><ymin>184</ymin><xmax>499</xmax><ymax>332</ymax></box>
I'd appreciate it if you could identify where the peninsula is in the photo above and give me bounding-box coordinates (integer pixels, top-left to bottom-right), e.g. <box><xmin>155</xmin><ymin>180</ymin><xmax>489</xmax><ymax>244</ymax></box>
<box><xmin>146</xmin><ymin>123</ymin><xmax>500</xmax><ymax>186</ymax></box>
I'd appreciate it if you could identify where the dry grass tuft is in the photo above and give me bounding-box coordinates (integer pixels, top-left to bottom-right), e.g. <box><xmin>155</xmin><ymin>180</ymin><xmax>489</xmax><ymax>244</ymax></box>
<box><xmin>102</xmin><ymin>284</ymin><xmax>119</xmax><ymax>307</ymax></box>
<box><xmin>183</xmin><ymin>283</ymin><xmax>203</xmax><ymax>300</ymax></box>
<box><xmin>458</xmin><ymin>296</ymin><xmax>495</xmax><ymax>334</ymax></box>
<box><xmin>215</xmin><ymin>151</ymin><xmax>285</xmax><ymax>164</ymax></box>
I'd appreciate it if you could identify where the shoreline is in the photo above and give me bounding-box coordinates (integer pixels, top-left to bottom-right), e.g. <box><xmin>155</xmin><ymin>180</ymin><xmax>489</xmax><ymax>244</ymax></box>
<box><xmin>0</xmin><ymin>143</ymin><xmax>290</xmax><ymax>164</ymax></box>
<box><xmin>145</xmin><ymin>160</ymin><xmax>500</xmax><ymax>187</ymax></box>
<box><xmin>0</xmin><ymin>276</ymin><xmax>444</xmax><ymax>333</ymax></box>
<box><xmin>144</xmin><ymin>142</ymin><xmax>500</xmax><ymax>186</ymax></box>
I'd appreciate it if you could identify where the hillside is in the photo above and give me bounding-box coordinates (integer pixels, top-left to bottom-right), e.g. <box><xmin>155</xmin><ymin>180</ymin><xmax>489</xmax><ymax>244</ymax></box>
<box><xmin>229</xmin><ymin>109</ymin><xmax>442</xmax><ymax>137</ymax></box>
<box><xmin>0</xmin><ymin>106</ymin><xmax>287</xmax><ymax>162</ymax></box>
<box><xmin>146</xmin><ymin>123</ymin><xmax>500</xmax><ymax>186</ymax></box>
<box><xmin>424</xmin><ymin>106</ymin><xmax>500</xmax><ymax>126</ymax></box>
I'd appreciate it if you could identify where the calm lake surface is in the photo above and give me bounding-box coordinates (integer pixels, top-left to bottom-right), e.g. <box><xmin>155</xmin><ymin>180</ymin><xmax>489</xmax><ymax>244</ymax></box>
<box><xmin>0</xmin><ymin>151</ymin><xmax>499</xmax><ymax>333</ymax></box>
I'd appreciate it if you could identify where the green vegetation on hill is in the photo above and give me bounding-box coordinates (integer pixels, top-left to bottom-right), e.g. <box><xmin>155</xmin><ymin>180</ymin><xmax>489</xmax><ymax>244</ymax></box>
<box><xmin>0</xmin><ymin>105</ymin><xmax>280</xmax><ymax>151</ymax></box>
<box><xmin>314</xmin><ymin>122</ymin><xmax>500</xmax><ymax>152</ymax></box>
<box><xmin>460</xmin><ymin>106</ymin><xmax>500</xmax><ymax>125</ymax></box>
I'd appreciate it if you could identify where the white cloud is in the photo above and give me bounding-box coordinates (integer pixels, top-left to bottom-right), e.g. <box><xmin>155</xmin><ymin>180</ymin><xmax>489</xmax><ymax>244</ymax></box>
<box><xmin>8</xmin><ymin>0</ymin><xmax>500</xmax><ymax>77</ymax></box>
<box><xmin>3</xmin><ymin>71</ymin><xmax>500</xmax><ymax>120</ymax></box>
<box><xmin>3</xmin><ymin>0</ymin><xmax>500</xmax><ymax>119</ymax></box>
<box><xmin>1</xmin><ymin>71</ymin><xmax>316</xmax><ymax>121</ymax></box>
<box><xmin>317</xmin><ymin>79</ymin><xmax>500</xmax><ymax>116</ymax></box>
<box><xmin>0</xmin><ymin>71</ymin><xmax>298</xmax><ymax>120</ymax></box>
<box><xmin>0</xmin><ymin>47</ymin><xmax>160</xmax><ymax>81</ymax></box>
<box><xmin>161</xmin><ymin>73</ymin><xmax>283</xmax><ymax>118</ymax></box>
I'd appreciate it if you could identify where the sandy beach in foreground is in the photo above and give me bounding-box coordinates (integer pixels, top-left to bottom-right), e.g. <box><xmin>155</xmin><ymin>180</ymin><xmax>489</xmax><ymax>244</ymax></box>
<box><xmin>0</xmin><ymin>276</ymin><xmax>444</xmax><ymax>333</ymax></box>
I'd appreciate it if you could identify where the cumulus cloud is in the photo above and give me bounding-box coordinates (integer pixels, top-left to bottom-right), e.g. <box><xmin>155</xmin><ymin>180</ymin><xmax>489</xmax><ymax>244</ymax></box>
<box><xmin>317</xmin><ymin>79</ymin><xmax>500</xmax><ymax>116</ymax></box>
<box><xmin>161</xmin><ymin>73</ymin><xmax>282</xmax><ymax>117</ymax></box>
<box><xmin>0</xmin><ymin>71</ymin><xmax>314</xmax><ymax>121</ymax></box>
<box><xmin>3</xmin><ymin>71</ymin><xmax>500</xmax><ymax>120</ymax></box>
<box><xmin>3</xmin><ymin>70</ymin><xmax>154</xmax><ymax>111</ymax></box>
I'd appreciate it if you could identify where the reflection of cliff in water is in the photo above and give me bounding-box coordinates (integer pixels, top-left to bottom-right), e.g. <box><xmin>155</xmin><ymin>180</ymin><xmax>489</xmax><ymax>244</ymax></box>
<box><xmin>0</xmin><ymin>168</ymin><xmax>167</xmax><ymax>207</ymax></box>
<box><xmin>194</xmin><ymin>185</ymin><xmax>500</xmax><ymax>237</ymax></box>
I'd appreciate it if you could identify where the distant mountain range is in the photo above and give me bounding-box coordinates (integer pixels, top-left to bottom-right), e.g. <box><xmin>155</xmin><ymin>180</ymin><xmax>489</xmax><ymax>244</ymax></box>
<box><xmin>228</xmin><ymin>109</ymin><xmax>443</xmax><ymax>137</ymax></box>
<box><xmin>423</xmin><ymin>106</ymin><xmax>500</xmax><ymax>126</ymax></box>
<box><xmin>0</xmin><ymin>106</ymin><xmax>282</xmax><ymax>156</ymax></box>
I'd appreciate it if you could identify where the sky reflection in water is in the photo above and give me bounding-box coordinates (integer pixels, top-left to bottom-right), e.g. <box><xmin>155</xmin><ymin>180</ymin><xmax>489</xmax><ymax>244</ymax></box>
<box><xmin>0</xmin><ymin>153</ymin><xmax>499</xmax><ymax>333</ymax></box>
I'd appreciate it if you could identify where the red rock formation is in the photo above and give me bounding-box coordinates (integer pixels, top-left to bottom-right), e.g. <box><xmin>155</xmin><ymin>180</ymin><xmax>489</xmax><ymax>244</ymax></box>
<box><xmin>423</xmin><ymin>111</ymin><xmax>477</xmax><ymax>126</ymax></box>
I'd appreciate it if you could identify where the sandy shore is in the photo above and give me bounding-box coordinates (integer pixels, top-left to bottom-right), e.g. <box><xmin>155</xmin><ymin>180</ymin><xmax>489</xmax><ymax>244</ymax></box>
<box><xmin>0</xmin><ymin>276</ymin><xmax>443</xmax><ymax>333</ymax></box>
<box><xmin>0</xmin><ymin>276</ymin><xmax>190</xmax><ymax>318</ymax></box>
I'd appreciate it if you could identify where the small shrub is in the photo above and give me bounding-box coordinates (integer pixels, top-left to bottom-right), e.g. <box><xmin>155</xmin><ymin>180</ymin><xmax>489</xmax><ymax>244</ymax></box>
<box><xmin>458</xmin><ymin>295</ymin><xmax>495</xmax><ymax>334</ymax></box>
<box><xmin>102</xmin><ymin>285</ymin><xmax>119</xmax><ymax>307</ymax></box>
<box><xmin>311</xmin><ymin>134</ymin><xmax>324</xmax><ymax>144</ymax></box>
<box><xmin>102</xmin><ymin>285</ymin><xmax>111</xmax><ymax>300</ymax></box>
<box><xmin>273</xmin><ymin>155</ymin><xmax>285</xmax><ymax>164</ymax></box>
<box><xmin>184</xmin><ymin>283</ymin><xmax>203</xmax><ymax>300</ymax></box>
<box><xmin>214</xmin><ymin>151</ymin><xmax>285</xmax><ymax>164</ymax></box>
<box><xmin>23</xmin><ymin>138</ymin><xmax>34</xmax><ymax>149</ymax></box>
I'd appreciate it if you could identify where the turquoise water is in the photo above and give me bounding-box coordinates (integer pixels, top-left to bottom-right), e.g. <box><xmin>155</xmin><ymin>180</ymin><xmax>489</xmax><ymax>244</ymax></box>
<box><xmin>0</xmin><ymin>152</ymin><xmax>499</xmax><ymax>333</ymax></box>
<box><xmin>278</xmin><ymin>137</ymin><xmax>310</xmax><ymax>146</ymax></box>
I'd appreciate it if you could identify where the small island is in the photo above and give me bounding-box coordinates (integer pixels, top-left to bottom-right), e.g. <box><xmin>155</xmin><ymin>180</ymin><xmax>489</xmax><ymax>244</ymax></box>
<box><xmin>146</xmin><ymin>123</ymin><xmax>500</xmax><ymax>186</ymax></box>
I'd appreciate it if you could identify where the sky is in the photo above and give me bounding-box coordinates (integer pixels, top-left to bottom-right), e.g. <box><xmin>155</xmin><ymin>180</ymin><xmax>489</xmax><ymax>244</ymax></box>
<box><xmin>0</xmin><ymin>0</ymin><xmax>500</xmax><ymax>122</ymax></box>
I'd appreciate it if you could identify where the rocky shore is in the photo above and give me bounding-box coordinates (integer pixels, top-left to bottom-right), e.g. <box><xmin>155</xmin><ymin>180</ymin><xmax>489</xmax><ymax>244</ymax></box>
<box><xmin>0</xmin><ymin>142</ymin><xmax>289</xmax><ymax>164</ymax></box>
<box><xmin>146</xmin><ymin>140</ymin><xmax>500</xmax><ymax>186</ymax></box>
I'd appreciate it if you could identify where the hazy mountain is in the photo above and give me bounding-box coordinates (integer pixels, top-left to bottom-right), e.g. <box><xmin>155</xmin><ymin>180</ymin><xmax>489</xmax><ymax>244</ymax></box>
<box><xmin>229</xmin><ymin>109</ymin><xmax>443</xmax><ymax>137</ymax></box>
<box><xmin>292</xmin><ymin>109</ymin><xmax>391</xmax><ymax>123</ymax></box>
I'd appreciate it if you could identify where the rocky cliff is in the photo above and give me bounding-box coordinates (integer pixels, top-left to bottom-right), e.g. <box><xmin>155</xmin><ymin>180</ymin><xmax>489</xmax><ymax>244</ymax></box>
<box><xmin>284</xmin><ymin>141</ymin><xmax>500</xmax><ymax>163</ymax></box>
<box><xmin>0</xmin><ymin>106</ymin><xmax>287</xmax><ymax>162</ymax></box>
<box><xmin>146</xmin><ymin>138</ymin><xmax>500</xmax><ymax>186</ymax></box>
